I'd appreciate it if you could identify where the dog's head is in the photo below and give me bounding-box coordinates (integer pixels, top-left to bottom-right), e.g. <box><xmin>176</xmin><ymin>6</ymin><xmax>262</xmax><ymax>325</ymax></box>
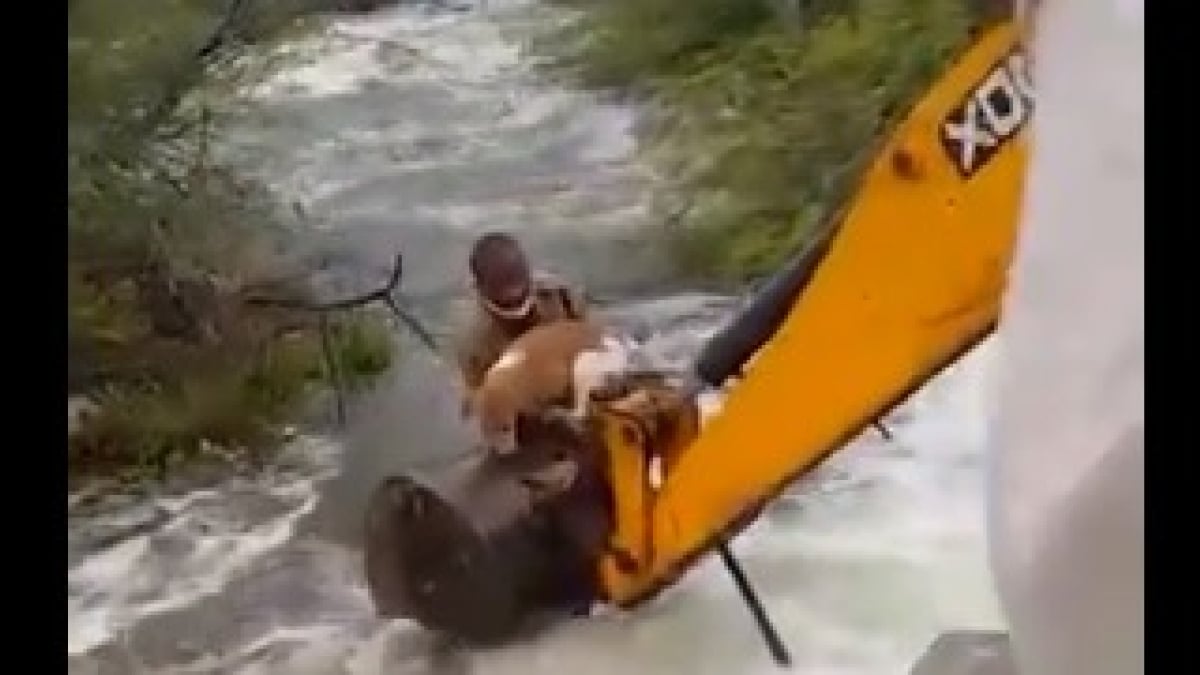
<box><xmin>467</xmin><ymin>386</ymin><xmax>520</xmax><ymax>456</ymax></box>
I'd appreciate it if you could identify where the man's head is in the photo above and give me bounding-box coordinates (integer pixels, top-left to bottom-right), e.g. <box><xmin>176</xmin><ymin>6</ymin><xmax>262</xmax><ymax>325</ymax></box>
<box><xmin>469</xmin><ymin>233</ymin><xmax>534</xmax><ymax>322</ymax></box>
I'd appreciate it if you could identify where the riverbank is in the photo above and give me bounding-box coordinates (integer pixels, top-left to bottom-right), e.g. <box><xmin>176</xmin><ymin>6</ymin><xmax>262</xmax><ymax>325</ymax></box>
<box><xmin>67</xmin><ymin>0</ymin><xmax>399</xmax><ymax>485</ymax></box>
<box><xmin>535</xmin><ymin>0</ymin><xmax>994</xmax><ymax>282</ymax></box>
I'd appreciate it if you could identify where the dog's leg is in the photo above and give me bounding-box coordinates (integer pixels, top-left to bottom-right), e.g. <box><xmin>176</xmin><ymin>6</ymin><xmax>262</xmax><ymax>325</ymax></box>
<box><xmin>570</xmin><ymin>351</ymin><xmax>605</xmax><ymax>421</ymax></box>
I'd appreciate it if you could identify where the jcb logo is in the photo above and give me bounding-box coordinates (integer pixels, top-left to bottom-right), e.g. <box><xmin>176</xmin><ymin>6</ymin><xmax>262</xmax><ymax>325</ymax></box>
<box><xmin>940</xmin><ymin>49</ymin><xmax>1034</xmax><ymax>178</ymax></box>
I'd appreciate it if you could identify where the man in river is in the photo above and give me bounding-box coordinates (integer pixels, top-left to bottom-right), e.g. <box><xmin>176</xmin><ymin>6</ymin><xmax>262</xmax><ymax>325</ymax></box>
<box><xmin>453</xmin><ymin>231</ymin><xmax>603</xmax><ymax>616</ymax></box>
<box><xmin>454</xmin><ymin>231</ymin><xmax>589</xmax><ymax>393</ymax></box>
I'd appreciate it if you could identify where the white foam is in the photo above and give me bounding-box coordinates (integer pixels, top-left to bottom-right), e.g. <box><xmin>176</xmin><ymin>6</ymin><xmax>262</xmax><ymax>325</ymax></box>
<box><xmin>67</xmin><ymin>438</ymin><xmax>340</xmax><ymax>657</ymax></box>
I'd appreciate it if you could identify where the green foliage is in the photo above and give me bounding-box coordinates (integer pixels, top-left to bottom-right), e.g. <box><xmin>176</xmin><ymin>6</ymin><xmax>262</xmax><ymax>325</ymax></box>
<box><xmin>541</xmin><ymin>0</ymin><xmax>979</xmax><ymax>282</ymax></box>
<box><xmin>544</xmin><ymin>0</ymin><xmax>777</xmax><ymax>89</ymax></box>
<box><xmin>69</xmin><ymin>315</ymin><xmax>394</xmax><ymax>480</ymax></box>
<box><xmin>325</xmin><ymin>319</ymin><xmax>395</xmax><ymax>385</ymax></box>
<box><xmin>67</xmin><ymin>0</ymin><xmax>393</xmax><ymax>481</ymax></box>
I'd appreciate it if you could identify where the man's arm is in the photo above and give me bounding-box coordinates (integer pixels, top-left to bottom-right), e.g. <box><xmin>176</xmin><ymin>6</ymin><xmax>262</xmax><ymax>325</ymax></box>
<box><xmin>455</xmin><ymin>325</ymin><xmax>490</xmax><ymax>391</ymax></box>
<box><xmin>449</xmin><ymin>296</ymin><xmax>496</xmax><ymax>390</ymax></box>
<box><xmin>453</xmin><ymin>322</ymin><xmax>491</xmax><ymax>419</ymax></box>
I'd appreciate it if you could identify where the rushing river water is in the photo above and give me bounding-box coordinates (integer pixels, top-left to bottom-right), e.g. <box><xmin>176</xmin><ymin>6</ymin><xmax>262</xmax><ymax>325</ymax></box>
<box><xmin>67</xmin><ymin>1</ymin><xmax>1003</xmax><ymax>673</ymax></box>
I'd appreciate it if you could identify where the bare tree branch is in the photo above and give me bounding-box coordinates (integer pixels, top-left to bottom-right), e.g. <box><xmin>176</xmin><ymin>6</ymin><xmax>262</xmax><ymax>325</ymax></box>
<box><xmin>243</xmin><ymin>251</ymin><xmax>442</xmax><ymax>428</ymax></box>
<box><xmin>249</xmin><ymin>252</ymin><xmax>408</xmax><ymax>313</ymax></box>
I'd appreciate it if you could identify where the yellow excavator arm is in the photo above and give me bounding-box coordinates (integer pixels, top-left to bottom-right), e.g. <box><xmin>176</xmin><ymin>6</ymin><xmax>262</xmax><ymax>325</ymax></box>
<box><xmin>595</xmin><ymin>21</ymin><xmax>1032</xmax><ymax>607</ymax></box>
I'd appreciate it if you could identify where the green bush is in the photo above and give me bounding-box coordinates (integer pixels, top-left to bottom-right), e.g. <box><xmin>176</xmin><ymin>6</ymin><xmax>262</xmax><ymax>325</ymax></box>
<box><xmin>541</xmin><ymin>0</ymin><xmax>980</xmax><ymax>282</ymax></box>
<box><xmin>544</xmin><ymin>0</ymin><xmax>776</xmax><ymax>89</ymax></box>
<box><xmin>67</xmin><ymin>0</ymin><xmax>394</xmax><ymax>481</ymax></box>
<box><xmin>70</xmin><ymin>315</ymin><xmax>393</xmax><ymax>481</ymax></box>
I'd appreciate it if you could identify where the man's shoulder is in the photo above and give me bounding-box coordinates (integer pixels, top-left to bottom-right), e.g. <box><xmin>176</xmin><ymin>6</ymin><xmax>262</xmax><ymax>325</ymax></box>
<box><xmin>531</xmin><ymin>269</ymin><xmax>576</xmax><ymax>292</ymax></box>
<box><xmin>532</xmin><ymin>269</ymin><xmax>589</xmax><ymax>314</ymax></box>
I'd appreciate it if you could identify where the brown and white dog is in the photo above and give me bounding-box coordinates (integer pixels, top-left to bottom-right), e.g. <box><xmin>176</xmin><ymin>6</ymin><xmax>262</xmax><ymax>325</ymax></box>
<box><xmin>466</xmin><ymin>320</ymin><xmax>635</xmax><ymax>455</ymax></box>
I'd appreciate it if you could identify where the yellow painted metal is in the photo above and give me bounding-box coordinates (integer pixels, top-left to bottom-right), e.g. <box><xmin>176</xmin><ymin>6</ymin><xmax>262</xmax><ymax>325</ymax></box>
<box><xmin>597</xmin><ymin>22</ymin><xmax>1031</xmax><ymax>605</ymax></box>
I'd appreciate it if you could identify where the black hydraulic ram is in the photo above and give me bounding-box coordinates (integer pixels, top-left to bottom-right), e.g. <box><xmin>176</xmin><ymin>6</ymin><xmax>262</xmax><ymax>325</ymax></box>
<box><xmin>687</xmin><ymin>220</ymin><xmax>890</xmax><ymax>668</ymax></box>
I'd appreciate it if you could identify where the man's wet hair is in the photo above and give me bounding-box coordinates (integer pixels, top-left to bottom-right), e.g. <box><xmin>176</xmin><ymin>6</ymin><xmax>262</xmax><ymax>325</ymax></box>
<box><xmin>469</xmin><ymin>232</ymin><xmax>527</xmax><ymax>282</ymax></box>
